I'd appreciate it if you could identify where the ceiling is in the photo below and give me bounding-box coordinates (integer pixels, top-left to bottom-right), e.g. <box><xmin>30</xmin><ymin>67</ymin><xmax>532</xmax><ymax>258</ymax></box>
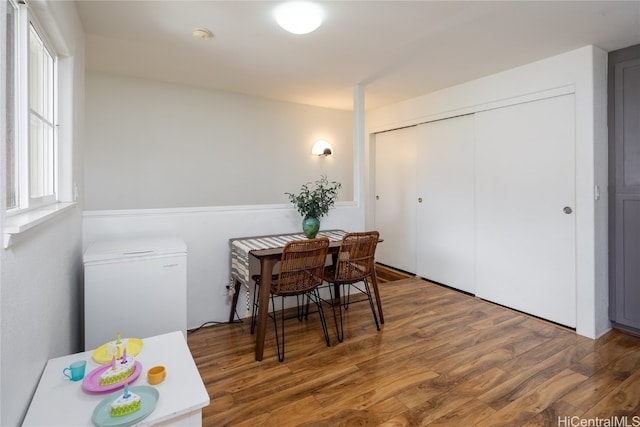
<box><xmin>75</xmin><ymin>1</ymin><xmax>640</xmax><ymax>111</ymax></box>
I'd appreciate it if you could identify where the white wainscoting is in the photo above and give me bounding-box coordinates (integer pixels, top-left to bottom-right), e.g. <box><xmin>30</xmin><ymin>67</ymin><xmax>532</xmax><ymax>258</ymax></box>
<box><xmin>83</xmin><ymin>203</ymin><xmax>363</xmax><ymax>330</ymax></box>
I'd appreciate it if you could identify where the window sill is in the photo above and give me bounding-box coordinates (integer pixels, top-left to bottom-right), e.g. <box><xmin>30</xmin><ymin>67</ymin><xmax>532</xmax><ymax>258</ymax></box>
<box><xmin>4</xmin><ymin>202</ymin><xmax>77</xmax><ymax>248</ymax></box>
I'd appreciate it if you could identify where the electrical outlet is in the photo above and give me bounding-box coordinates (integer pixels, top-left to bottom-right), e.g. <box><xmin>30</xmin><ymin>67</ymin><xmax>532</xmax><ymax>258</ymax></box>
<box><xmin>223</xmin><ymin>284</ymin><xmax>235</xmax><ymax>297</ymax></box>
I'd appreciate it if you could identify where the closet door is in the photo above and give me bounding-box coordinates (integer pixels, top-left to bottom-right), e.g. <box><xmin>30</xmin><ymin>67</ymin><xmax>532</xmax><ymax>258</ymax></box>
<box><xmin>475</xmin><ymin>94</ymin><xmax>576</xmax><ymax>327</ymax></box>
<box><xmin>610</xmin><ymin>50</ymin><xmax>640</xmax><ymax>332</ymax></box>
<box><xmin>416</xmin><ymin>115</ymin><xmax>475</xmax><ymax>293</ymax></box>
<box><xmin>374</xmin><ymin>126</ymin><xmax>418</xmax><ymax>273</ymax></box>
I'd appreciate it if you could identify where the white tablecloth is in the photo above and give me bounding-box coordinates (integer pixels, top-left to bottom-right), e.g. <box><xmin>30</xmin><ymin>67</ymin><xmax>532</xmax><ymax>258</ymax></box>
<box><xmin>229</xmin><ymin>230</ymin><xmax>347</xmax><ymax>288</ymax></box>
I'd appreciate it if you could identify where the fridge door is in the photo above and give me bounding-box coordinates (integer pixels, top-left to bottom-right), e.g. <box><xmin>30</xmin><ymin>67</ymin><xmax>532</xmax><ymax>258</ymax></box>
<box><xmin>84</xmin><ymin>236</ymin><xmax>187</xmax><ymax>264</ymax></box>
<box><xmin>83</xmin><ymin>236</ymin><xmax>187</xmax><ymax>350</ymax></box>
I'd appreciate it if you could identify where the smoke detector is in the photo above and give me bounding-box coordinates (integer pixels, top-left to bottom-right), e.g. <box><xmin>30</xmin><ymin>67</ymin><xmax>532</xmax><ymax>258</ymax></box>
<box><xmin>192</xmin><ymin>28</ymin><xmax>213</xmax><ymax>40</ymax></box>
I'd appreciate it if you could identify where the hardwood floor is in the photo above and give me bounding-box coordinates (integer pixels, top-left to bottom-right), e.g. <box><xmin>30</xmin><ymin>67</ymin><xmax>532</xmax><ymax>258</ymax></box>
<box><xmin>375</xmin><ymin>263</ymin><xmax>414</xmax><ymax>283</ymax></box>
<box><xmin>187</xmin><ymin>277</ymin><xmax>640</xmax><ymax>426</ymax></box>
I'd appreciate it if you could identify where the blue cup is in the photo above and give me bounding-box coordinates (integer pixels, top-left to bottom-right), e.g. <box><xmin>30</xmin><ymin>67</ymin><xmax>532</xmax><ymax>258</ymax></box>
<box><xmin>63</xmin><ymin>360</ymin><xmax>87</xmax><ymax>381</ymax></box>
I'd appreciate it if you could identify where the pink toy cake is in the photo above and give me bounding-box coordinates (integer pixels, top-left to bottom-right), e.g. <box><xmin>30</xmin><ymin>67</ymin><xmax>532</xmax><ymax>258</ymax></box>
<box><xmin>99</xmin><ymin>349</ymin><xmax>136</xmax><ymax>386</ymax></box>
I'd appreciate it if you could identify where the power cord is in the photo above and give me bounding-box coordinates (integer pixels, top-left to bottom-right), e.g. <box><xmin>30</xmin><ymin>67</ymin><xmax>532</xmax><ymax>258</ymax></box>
<box><xmin>187</xmin><ymin>313</ymin><xmax>244</xmax><ymax>334</ymax></box>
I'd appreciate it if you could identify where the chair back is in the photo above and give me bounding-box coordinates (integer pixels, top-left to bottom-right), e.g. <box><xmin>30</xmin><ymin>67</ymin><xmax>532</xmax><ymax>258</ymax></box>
<box><xmin>333</xmin><ymin>231</ymin><xmax>379</xmax><ymax>283</ymax></box>
<box><xmin>274</xmin><ymin>237</ymin><xmax>330</xmax><ymax>295</ymax></box>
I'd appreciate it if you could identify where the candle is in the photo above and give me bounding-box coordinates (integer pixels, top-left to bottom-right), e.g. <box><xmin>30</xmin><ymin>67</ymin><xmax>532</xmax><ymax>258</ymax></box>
<box><xmin>116</xmin><ymin>331</ymin><xmax>121</xmax><ymax>345</ymax></box>
<box><xmin>121</xmin><ymin>348</ymin><xmax>127</xmax><ymax>364</ymax></box>
<box><xmin>111</xmin><ymin>355</ymin><xmax>116</xmax><ymax>371</ymax></box>
<box><xmin>123</xmin><ymin>382</ymin><xmax>130</xmax><ymax>398</ymax></box>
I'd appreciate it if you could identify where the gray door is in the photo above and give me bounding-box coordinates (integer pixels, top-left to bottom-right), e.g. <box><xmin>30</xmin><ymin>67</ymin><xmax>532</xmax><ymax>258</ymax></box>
<box><xmin>610</xmin><ymin>45</ymin><xmax>640</xmax><ymax>332</ymax></box>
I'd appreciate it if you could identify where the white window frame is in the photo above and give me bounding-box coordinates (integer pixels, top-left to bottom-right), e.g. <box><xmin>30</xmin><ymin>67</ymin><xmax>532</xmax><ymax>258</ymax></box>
<box><xmin>3</xmin><ymin>1</ymin><xmax>74</xmax><ymax>248</ymax></box>
<box><xmin>26</xmin><ymin>21</ymin><xmax>58</xmax><ymax>207</ymax></box>
<box><xmin>5</xmin><ymin>0</ymin><xmax>19</xmax><ymax>211</ymax></box>
<box><xmin>11</xmin><ymin>3</ymin><xmax>58</xmax><ymax>212</ymax></box>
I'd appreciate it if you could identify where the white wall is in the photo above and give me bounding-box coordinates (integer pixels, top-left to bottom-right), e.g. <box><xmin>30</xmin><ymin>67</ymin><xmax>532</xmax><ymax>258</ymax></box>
<box><xmin>0</xmin><ymin>1</ymin><xmax>85</xmax><ymax>426</ymax></box>
<box><xmin>366</xmin><ymin>45</ymin><xmax>609</xmax><ymax>339</ymax></box>
<box><xmin>84</xmin><ymin>47</ymin><xmax>610</xmax><ymax>338</ymax></box>
<box><xmin>84</xmin><ymin>72</ymin><xmax>354</xmax><ymax>209</ymax></box>
<box><xmin>83</xmin><ymin>75</ymin><xmax>363</xmax><ymax>329</ymax></box>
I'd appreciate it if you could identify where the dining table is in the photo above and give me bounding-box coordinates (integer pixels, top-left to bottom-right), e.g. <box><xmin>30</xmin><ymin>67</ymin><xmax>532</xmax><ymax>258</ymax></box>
<box><xmin>228</xmin><ymin>229</ymin><xmax>384</xmax><ymax>361</ymax></box>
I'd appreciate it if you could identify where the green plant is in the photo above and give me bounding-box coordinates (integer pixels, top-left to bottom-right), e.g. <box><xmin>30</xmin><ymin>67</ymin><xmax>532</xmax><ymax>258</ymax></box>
<box><xmin>286</xmin><ymin>175</ymin><xmax>342</xmax><ymax>219</ymax></box>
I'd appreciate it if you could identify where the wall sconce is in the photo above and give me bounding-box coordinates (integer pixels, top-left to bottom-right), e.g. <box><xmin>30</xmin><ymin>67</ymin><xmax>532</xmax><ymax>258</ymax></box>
<box><xmin>312</xmin><ymin>140</ymin><xmax>333</xmax><ymax>156</ymax></box>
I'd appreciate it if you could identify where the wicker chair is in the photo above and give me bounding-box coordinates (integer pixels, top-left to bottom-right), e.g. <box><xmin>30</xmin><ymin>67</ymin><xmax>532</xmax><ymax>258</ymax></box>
<box><xmin>322</xmin><ymin>231</ymin><xmax>381</xmax><ymax>342</ymax></box>
<box><xmin>251</xmin><ymin>237</ymin><xmax>331</xmax><ymax>362</ymax></box>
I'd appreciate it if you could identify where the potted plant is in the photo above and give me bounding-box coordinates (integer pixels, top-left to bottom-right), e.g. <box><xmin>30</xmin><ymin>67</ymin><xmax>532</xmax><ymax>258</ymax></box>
<box><xmin>286</xmin><ymin>175</ymin><xmax>342</xmax><ymax>238</ymax></box>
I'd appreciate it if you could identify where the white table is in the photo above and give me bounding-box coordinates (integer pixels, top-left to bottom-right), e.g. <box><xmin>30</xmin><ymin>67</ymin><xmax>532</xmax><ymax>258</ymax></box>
<box><xmin>23</xmin><ymin>331</ymin><xmax>210</xmax><ymax>427</ymax></box>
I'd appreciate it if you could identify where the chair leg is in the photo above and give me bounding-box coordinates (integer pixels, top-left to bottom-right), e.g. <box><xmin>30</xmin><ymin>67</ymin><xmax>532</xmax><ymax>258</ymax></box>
<box><xmin>296</xmin><ymin>294</ymin><xmax>305</xmax><ymax>321</ymax></box>
<box><xmin>343</xmin><ymin>280</ymin><xmax>381</xmax><ymax>332</ymax></box>
<box><xmin>271</xmin><ymin>294</ymin><xmax>284</xmax><ymax>362</ymax></box>
<box><xmin>250</xmin><ymin>281</ymin><xmax>260</xmax><ymax>334</ymax></box>
<box><xmin>344</xmin><ymin>283</ymin><xmax>352</xmax><ymax>310</ymax></box>
<box><xmin>363</xmin><ymin>279</ymin><xmax>380</xmax><ymax>331</ymax></box>
<box><xmin>311</xmin><ymin>289</ymin><xmax>331</xmax><ymax>347</ymax></box>
<box><xmin>327</xmin><ymin>282</ymin><xmax>344</xmax><ymax>342</ymax></box>
<box><xmin>270</xmin><ymin>294</ymin><xmax>286</xmax><ymax>362</ymax></box>
<box><xmin>269</xmin><ymin>290</ymin><xmax>333</xmax><ymax>362</ymax></box>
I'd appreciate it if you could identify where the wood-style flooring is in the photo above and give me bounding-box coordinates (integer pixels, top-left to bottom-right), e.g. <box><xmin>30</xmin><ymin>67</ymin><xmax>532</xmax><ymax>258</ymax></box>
<box><xmin>187</xmin><ymin>275</ymin><xmax>640</xmax><ymax>426</ymax></box>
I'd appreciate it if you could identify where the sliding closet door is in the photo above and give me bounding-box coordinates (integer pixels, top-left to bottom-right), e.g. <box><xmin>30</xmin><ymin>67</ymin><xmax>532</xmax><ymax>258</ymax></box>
<box><xmin>416</xmin><ymin>115</ymin><xmax>475</xmax><ymax>293</ymax></box>
<box><xmin>475</xmin><ymin>94</ymin><xmax>576</xmax><ymax>327</ymax></box>
<box><xmin>374</xmin><ymin>126</ymin><xmax>418</xmax><ymax>273</ymax></box>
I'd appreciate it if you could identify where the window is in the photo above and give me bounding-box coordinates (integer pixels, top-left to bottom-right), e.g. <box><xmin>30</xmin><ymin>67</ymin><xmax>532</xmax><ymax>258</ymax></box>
<box><xmin>5</xmin><ymin>0</ymin><xmax>17</xmax><ymax>209</ymax></box>
<box><xmin>3</xmin><ymin>0</ymin><xmax>72</xmax><ymax>247</ymax></box>
<box><xmin>28</xmin><ymin>24</ymin><xmax>56</xmax><ymax>204</ymax></box>
<box><xmin>6</xmin><ymin>2</ymin><xmax>58</xmax><ymax>214</ymax></box>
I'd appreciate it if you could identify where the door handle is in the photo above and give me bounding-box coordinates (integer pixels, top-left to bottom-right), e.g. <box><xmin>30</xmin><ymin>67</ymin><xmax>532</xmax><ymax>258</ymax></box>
<box><xmin>418</xmin><ymin>197</ymin><xmax>423</xmax><ymax>203</ymax></box>
<box><xmin>563</xmin><ymin>206</ymin><xmax>573</xmax><ymax>214</ymax></box>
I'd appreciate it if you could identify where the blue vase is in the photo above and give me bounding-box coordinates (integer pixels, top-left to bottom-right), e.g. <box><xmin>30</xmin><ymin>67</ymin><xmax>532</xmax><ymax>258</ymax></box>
<box><xmin>302</xmin><ymin>216</ymin><xmax>320</xmax><ymax>239</ymax></box>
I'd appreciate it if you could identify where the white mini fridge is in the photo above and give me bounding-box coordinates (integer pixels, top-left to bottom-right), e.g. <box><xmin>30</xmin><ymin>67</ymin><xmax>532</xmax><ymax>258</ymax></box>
<box><xmin>83</xmin><ymin>236</ymin><xmax>187</xmax><ymax>350</ymax></box>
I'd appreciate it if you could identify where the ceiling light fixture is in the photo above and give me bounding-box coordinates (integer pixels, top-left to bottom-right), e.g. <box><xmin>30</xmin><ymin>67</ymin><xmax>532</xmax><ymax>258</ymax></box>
<box><xmin>192</xmin><ymin>28</ymin><xmax>213</xmax><ymax>40</ymax></box>
<box><xmin>275</xmin><ymin>2</ymin><xmax>323</xmax><ymax>35</ymax></box>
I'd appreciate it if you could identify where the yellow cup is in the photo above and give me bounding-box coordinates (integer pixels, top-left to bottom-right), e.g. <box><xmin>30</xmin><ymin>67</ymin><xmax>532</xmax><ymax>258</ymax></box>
<box><xmin>147</xmin><ymin>366</ymin><xmax>166</xmax><ymax>385</ymax></box>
